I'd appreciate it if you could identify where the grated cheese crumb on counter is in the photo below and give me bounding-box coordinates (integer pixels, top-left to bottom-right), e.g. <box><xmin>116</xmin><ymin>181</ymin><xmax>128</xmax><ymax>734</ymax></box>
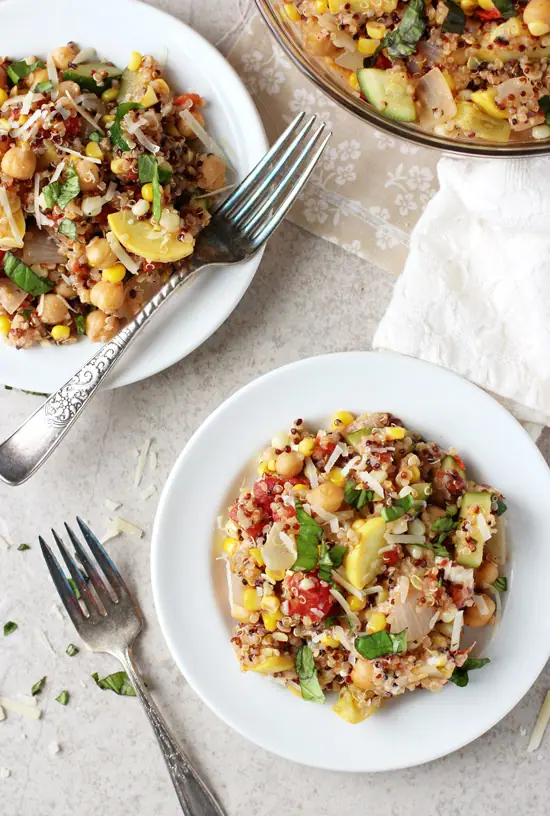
<box><xmin>527</xmin><ymin>691</ymin><xmax>550</xmax><ymax>753</ymax></box>
<box><xmin>104</xmin><ymin>498</ymin><xmax>122</xmax><ymax>512</ymax></box>
<box><xmin>0</xmin><ymin>705</ymin><xmax>5</xmax><ymax>721</ymax></box>
<box><xmin>48</xmin><ymin>741</ymin><xmax>61</xmax><ymax>756</ymax></box>
<box><xmin>135</xmin><ymin>438</ymin><xmax>152</xmax><ymax>487</ymax></box>
<box><xmin>0</xmin><ymin>767</ymin><xmax>10</xmax><ymax>779</ymax></box>
<box><xmin>109</xmin><ymin>516</ymin><xmax>144</xmax><ymax>537</ymax></box>
<box><xmin>34</xmin><ymin>628</ymin><xmax>55</xmax><ymax>655</ymax></box>
<box><xmin>140</xmin><ymin>485</ymin><xmax>156</xmax><ymax>501</ymax></box>
<box><xmin>0</xmin><ymin>697</ymin><xmax>41</xmax><ymax>720</ymax></box>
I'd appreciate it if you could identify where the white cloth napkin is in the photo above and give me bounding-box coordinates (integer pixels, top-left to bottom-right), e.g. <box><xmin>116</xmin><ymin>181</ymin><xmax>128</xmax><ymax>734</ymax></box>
<box><xmin>373</xmin><ymin>156</ymin><xmax>550</xmax><ymax>433</ymax></box>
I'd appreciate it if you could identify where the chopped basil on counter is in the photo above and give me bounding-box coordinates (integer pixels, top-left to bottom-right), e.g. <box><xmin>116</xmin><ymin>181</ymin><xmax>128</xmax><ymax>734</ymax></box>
<box><xmin>31</xmin><ymin>676</ymin><xmax>46</xmax><ymax>696</ymax></box>
<box><xmin>493</xmin><ymin>577</ymin><xmax>507</xmax><ymax>592</ymax></box>
<box><xmin>110</xmin><ymin>102</ymin><xmax>144</xmax><ymax>153</ymax></box>
<box><xmin>449</xmin><ymin>657</ymin><xmax>490</xmax><ymax>687</ymax></box>
<box><xmin>66</xmin><ymin>644</ymin><xmax>79</xmax><ymax>657</ymax></box>
<box><xmin>442</xmin><ymin>0</ymin><xmax>465</xmax><ymax>33</ymax></box>
<box><xmin>7</xmin><ymin>59</ymin><xmax>45</xmax><ymax>84</ymax></box>
<box><xmin>3</xmin><ymin>253</ymin><xmax>53</xmax><ymax>296</ymax></box>
<box><xmin>17</xmin><ymin>543</ymin><xmax>31</xmax><ymax>551</ymax></box>
<box><xmin>295</xmin><ymin>645</ymin><xmax>325</xmax><ymax>703</ymax></box>
<box><xmin>355</xmin><ymin>629</ymin><xmax>407</xmax><ymax>659</ymax></box>
<box><xmin>3</xmin><ymin>621</ymin><xmax>17</xmax><ymax>636</ymax></box>
<box><xmin>91</xmin><ymin>671</ymin><xmax>136</xmax><ymax>696</ymax></box>
<box><xmin>292</xmin><ymin>505</ymin><xmax>323</xmax><ymax>572</ymax></box>
<box><xmin>56</xmin><ymin>690</ymin><xmax>70</xmax><ymax>705</ymax></box>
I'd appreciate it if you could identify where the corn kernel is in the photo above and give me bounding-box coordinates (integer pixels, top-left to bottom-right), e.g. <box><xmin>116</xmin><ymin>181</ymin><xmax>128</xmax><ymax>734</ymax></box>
<box><xmin>409</xmin><ymin>465</ymin><xmax>421</xmax><ymax>482</ymax></box>
<box><xmin>167</xmin><ymin>123</ymin><xmax>180</xmax><ymax>137</ymax></box>
<box><xmin>357</xmin><ymin>37</ymin><xmax>379</xmax><ymax>56</ymax></box>
<box><xmin>297</xmin><ymin>438</ymin><xmax>316</xmax><ymax>456</ymax></box>
<box><xmin>292</xmin><ymin>483</ymin><xmax>308</xmax><ymax>492</ymax></box>
<box><xmin>0</xmin><ymin>118</ymin><xmax>10</xmax><ymax>130</ymax></box>
<box><xmin>102</xmin><ymin>264</ymin><xmax>126</xmax><ymax>284</ymax></box>
<box><xmin>128</xmin><ymin>51</ymin><xmax>143</xmax><ymax>72</ymax></box>
<box><xmin>327</xmin><ymin>467</ymin><xmax>345</xmax><ymax>487</ymax></box>
<box><xmin>261</xmin><ymin>595</ymin><xmax>280</xmax><ymax>613</ymax></box>
<box><xmin>348</xmin><ymin>73</ymin><xmax>360</xmax><ymax>91</ymax></box>
<box><xmin>315</xmin><ymin>0</ymin><xmax>328</xmax><ymax>10</ymax></box>
<box><xmin>478</xmin><ymin>0</ymin><xmax>494</xmax><ymax>7</ymax></box>
<box><xmin>329</xmin><ymin>0</ymin><xmax>344</xmax><ymax>11</ymax></box>
<box><xmin>249</xmin><ymin>547</ymin><xmax>264</xmax><ymax>567</ymax></box>
<box><xmin>85</xmin><ymin>141</ymin><xmax>103</xmax><ymax>161</ymax></box>
<box><xmin>377</xmin><ymin>588</ymin><xmax>389</xmax><ymax>603</ymax></box>
<box><xmin>431</xmin><ymin>634</ymin><xmax>448</xmax><ymax>648</ymax></box>
<box><xmin>471</xmin><ymin>88</ymin><xmax>508</xmax><ymax>119</ymax></box>
<box><xmin>320</xmin><ymin>632</ymin><xmax>340</xmax><ymax>648</ymax></box>
<box><xmin>267</xmin><ymin>458</ymin><xmax>277</xmax><ymax>472</ymax></box>
<box><xmin>346</xmin><ymin>594</ymin><xmax>366</xmax><ymax>612</ymax></box>
<box><xmin>102</xmin><ymin>114</ymin><xmax>115</xmax><ymax>125</ymax></box>
<box><xmin>367</xmin><ymin>612</ymin><xmax>387</xmax><ymax>634</ymax></box>
<box><xmin>153</xmin><ymin>78</ymin><xmax>170</xmax><ymax>94</ymax></box>
<box><xmin>460</xmin><ymin>0</ymin><xmax>477</xmax><ymax>12</ymax></box>
<box><xmin>331</xmin><ymin>411</ymin><xmax>355</xmax><ymax>430</ymax></box>
<box><xmin>283</xmin><ymin>2</ymin><xmax>301</xmax><ymax>21</ymax></box>
<box><xmin>528</xmin><ymin>20</ymin><xmax>550</xmax><ymax>36</ymax></box>
<box><xmin>243</xmin><ymin>587</ymin><xmax>262</xmax><ymax>612</ymax></box>
<box><xmin>17</xmin><ymin>114</ymin><xmax>28</xmax><ymax>126</ymax></box>
<box><xmin>110</xmin><ymin>158</ymin><xmax>127</xmax><ymax>175</ymax></box>
<box><xmin>101</xmin><ymin>86</ymin><xmax>119</xmax><ymax>103</ymax></box>
<box><xmin>262</xmin><ymin>610</ymin><xmax>283</xmax><ymax>631</ymax></box>
<box><xmin>0</xmin><ymin>89</ymin><xmax>7</xmax><ymax>106</ymax></box>
<box><xmin>366</xmin><ymin>21</ymin><xmax>386</xmax><ymax>39</ymax></box>
<box><xmin>352</xmin><ymin>519</ymin><xmax>366</xmax><ymax>531</ymax></box>
<box><xmin>231</xmin><ymin>605</ymin><xmax>251</xmax><ymax>623</ymax></box>
<box><xmin>0</xmin><ymin>315</ymin><xmax>11</xmax><ymax>336</ymax></box>
<box><xmin>141</xmin><ymin>183</ymin><xmax>154</xmax><ymax>202</ymax></box>
<box><xmin>223</xmin><ymin>536</ymin><xmax>238</xmax><ymax>555</ymax></box>
<box><xmin>265</xmin><ymin>568</ymin><xmax>286</xmax><ymax>582</ymax></box>
<box><xmin>140</xmin><ymin>86</ymin><xmax>159</xmax><ymax>108</ymax></box>
<box><xmin>385</xmin><ymin>426</ymin><xmax>406</xmax><ymax>440</ymax></box>
<box><xmin>257</xmin><ymin>461</ymin><xmax>269</xmax><ymax>476</ymax></box>
<box><xmin>51</xmin><ymin>324</ymin><xmax>70</xmax><ymax>341</ymax></box>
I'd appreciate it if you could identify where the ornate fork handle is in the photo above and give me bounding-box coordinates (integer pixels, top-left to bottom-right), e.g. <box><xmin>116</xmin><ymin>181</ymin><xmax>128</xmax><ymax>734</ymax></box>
<box><xmin>120</xmin><ymin>647</ymin><xmax>225</xmax><ymax>816</ymax></box>
<box><xmin>0</xmin><ymin>264</ymin><xmax>199</xmax><ymax>486</ymax></box>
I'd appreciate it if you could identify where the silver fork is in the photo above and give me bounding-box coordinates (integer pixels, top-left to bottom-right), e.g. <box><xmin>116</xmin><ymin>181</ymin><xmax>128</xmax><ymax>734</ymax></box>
<box><xmin>0</xmin><ymin>113</ymin><xmax>330</xmax><ymax>485</ymax></box>
<box><xmin>40</xmin><ymin>517</ymin><xmax>225</xmax><ymax>816</ymax></box>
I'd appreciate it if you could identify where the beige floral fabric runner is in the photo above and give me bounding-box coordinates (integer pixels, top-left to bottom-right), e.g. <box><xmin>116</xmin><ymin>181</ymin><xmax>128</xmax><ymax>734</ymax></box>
<box><xmin>227</xmin><ymin>11</ymin><xmax>442</xmax><ymax>275</ymax></box>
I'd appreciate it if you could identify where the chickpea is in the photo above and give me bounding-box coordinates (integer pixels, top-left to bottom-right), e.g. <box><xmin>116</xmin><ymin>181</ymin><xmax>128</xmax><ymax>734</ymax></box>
<box><xmin>351</xmin><ymin>659</ymin><xmax>375</xmax><ymax>691</ymax></box>
<box><xmin>75</xmin><ymin>159</ymin><xmax>100</xmax><ymax>192</ymax></box>
<box><xmin>51</xmin><ymin>45</ymin><xmax>78</xmax><ymax>71</ymax></box>
<box><xmin>85</xmin><ymin>237</ymin><xmax>117</xmax><ymax>270</ymax></box>
<box><xmin>524</xmin><ymin>0</ymin><xmax>550</xmax><ymax>34</ymax></box>
<box><xmin>58</xmin><ymin>80</ymin><xmax>80</xmax><ymax>99</ymax></box>
<box><xmin>55</xmin><ymin>281</ymin><xmax>76</xmax><ymax>299</ymax></box>
<box><xmin>25</xmin><ymin>67</ymin><xmax>49</xmax><ymax>89</ymax></box>
<box><xmin>464</xmin><ymin>594</ymin><xmax>496</xmax><ymax>628</ymax></box>
<box><xmin>1</xmin><ymin>145</ymin><xmax>37</xmax><ymax>180</ymax></box>
<box><xmin>306</xmin><ymin>481</ymin><xmax>344</xmax><ymax>513</ymax></box>
<box><xmin>90</xmin><ymin>280</ymin><xmax>125</xmax><ymax>314</ymax></box>
<box><xmin>86</xmin><ymin>310</ymin><xmax>120</xmax><ymax>343</ymax></box>
<box><xmin>40</xmin><ymin>293</ymin><xmax>69</xmax><ymax>325</ymax></box>
<box><xmin>302</xmin><ymin>20</ymin><xmax>341</xmax><ymax>57</ymax></box>
<box><xmin>275</xmin><ymin>451</ymin><xmax>304</xmax><ymax>479</ymax></box>
<box><xmin>0</xmin><ymin>66</ymin><xmax>7</xmax><ymax>90</ymax></box>
<box><xmin>196</xmin><ymin>153</ymin><xmax>226</xmax><ymax>191</ymax></box>
<box><xmin>474</xmin><ymin>560</ymin><xmax>499</xmax><ymax>589</ymax></box>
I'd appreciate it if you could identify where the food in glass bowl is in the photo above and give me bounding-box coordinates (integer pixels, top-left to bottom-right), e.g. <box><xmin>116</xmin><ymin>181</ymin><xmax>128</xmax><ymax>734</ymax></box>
<box><xmin>221</xmin><ymin>411</ymin><xmax>507</xmax><ymax>723</ymax></box>
<box><xmin>282</xmin><ymin>0</ymin><xmax>550</xmax><ymax>143</ymax></box>
<box><xmin>0</xmin><ymin>44</ymin><xmax>228</xmax><ymax>349</ymax></box>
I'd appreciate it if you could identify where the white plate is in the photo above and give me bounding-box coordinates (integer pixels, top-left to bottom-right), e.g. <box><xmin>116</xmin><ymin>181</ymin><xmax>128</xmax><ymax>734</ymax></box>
<box><xmin>0</xmin><ymin>0</ymin><xmax>267</xmax><ymax>392</ymax></box>
<box><xmin>152</xmin><ymin>352</ymin><xmax>550</xmax><ymax>771</ymax></box>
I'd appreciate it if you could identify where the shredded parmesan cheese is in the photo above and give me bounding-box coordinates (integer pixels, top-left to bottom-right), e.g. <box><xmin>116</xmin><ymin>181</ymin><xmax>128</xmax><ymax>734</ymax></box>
<box><xmin>0</xmin><ymin>188</ymin><xmax>24</xmax><ymax>248</ymax></box>
<box><xmin>192</xmin><ymin>183</ymin><xmax>236</xmax><ymax>200</ymax></box>
<box><xmin>341</xmin><ymin>456</ymin><xmax>360</xmax><ymax>477</ymax></box>
<box><xmin>21</xmin><ymin>89</ymin><xmax>35</xmax><ymax>115</ymax></box>
<box><xmin>50</xmin><ymin>159</ymin><xmax>66</xmax><ymax>184</ymax></box>
<box><xmin>527</xmin><ymin>691</ymin><xmax>550</xmax><ymax>753</ymax></box>
<box><xmin>476</xmin><ymin>512</ymin><xmax>492</xmax><ymax>542</ymax></box>
<box><xmin>399</xmin><ymin>575</ymin><xmax>410</xmax><ymax>603</ymax></box>
<box><xmin>324</xmin><ymin>444</ymin><xmax>344</xmax><ymax>474</ymax></box>
<box><xmin>450</xmin><ymin>609</ymin><xmax>463</xmax><ymax>651</ymax></box>
<box><xmin>0</xmin><ymin>697</ymin><xmax>41</xmax><ymax>720</ymax></box>
<box><xmin>357</xmin><ymin>469</ymin><xmax>385</xmax><ymax>498</ymax></box>
<box><xmin>179</xmin><ymin>109</ymin><xmax>230</xmax><ymax>165</ymax></box>
<box><xmin>135</xmin><ymin>438</ymin><xmax>152</xmax><ymax>487</ymax></box>
<box><xmin>141</xmin><ymin>485</ymin><xmax>156</xmax><ymax>501</ymax></box>
<box><xmin>73</xmin><ymin>47</ymin><xmax>96</xmax><ymax>64</ymax></box>
<box><xmin>34</xmin><ymin>172</ymin><xmax>42</xmax><ymax>229</ymax></box>
<box><xmin>329</xmin><ymin>587</ymin><xmax>360</xmax><ymax>629</ymax></box>
<box><xmin>104</xmin><ymin>499</ymin><xmax>121</xmax><ymax>512</ymax></box>
<box><xmin>130</xmin><ymin>123</ymin><xmax>160</xmax><ymax>154</ymax></box>
<box><xmin>331</xmin><ymin>569</ymin><xmax>365</xmax><ymax>600</ymax></box>
<box><xmin>106</xmin><ymin>231</ymin><xmax>140</xmax><ymax>275</ymax></box>
<box><xmin>46</xmin><ymin>53</ymin><xmax>59</xmax><ymax>100</ymax></box>
<box><xmin>0</xmin><ymin>705</ymin><xmax>4</xmax><ymax>721</ymax></box>
<box><xmin>57</xmin><ymin>144</ymin><xmax>101</xmax><ymax>164</ymax></box>
<box><xmin>304</xmin><ymin>457</ymin><xmax>318</xmax><ymax>489</ymax></box>
<box><xmin>69</xmin><ymin>93</ymin><xmax>105</xmax><ymax>133</ymax></box>
<box><xmin>109</xmin><ymin>516</ymin><xmax>144</xmax><ymax>537</ymax></box>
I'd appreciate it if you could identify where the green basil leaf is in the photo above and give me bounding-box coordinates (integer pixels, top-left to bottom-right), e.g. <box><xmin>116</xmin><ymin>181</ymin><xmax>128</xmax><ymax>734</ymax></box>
<box><xmin>431</xmin><ymin>516</ymin><xmax>457</xmax><ymax>533</ymax></box>
<box><xmin>110</xmin><ymin>102</ymin><xmax>144</xmax><ymax>152</ymax></box>
<box><xmin>382</xmin><ymin>0</ymin><xmax>426</xmax><ymax>60</ymax></box>
<box><xmin>292</xmin><ymin>505</ymin><xmax>322</xmax><ymax>572</ymax></box>
<box><xmin>42</xmin><ymin>181</ymin><xmax>60</xmax><ymax>210</ymax></box>
<box><xmin>344</xmin><ymin>480</ymin><xmax>373</xmax><ymax>510</ymax></box>
<box><xmin>492</xmin><ymin>0</ymin><xmax>516</xmax><ymax>18</ymax></box>
<box><xmin>449</xmin><ymin>656</ymin><xmax>490</xmax><ymax>686</ymax></box>
<box><xmin>31</xmin><ymin>676</ymin><xmax>46</xmax><ymax>695</ymax></box>
<box><xmin>138</xmin><ymin>154</ymin><xmax>172</xmax><ymax>186</ymax></box>
<box><xmin>55</xmin><ymin>690</ymin><xmax>70</xmax><ymax>705</ymax></box>
<box><xmin>91</xmin><ymin>671</ymin><xmax>136</xmax><ymax>696</ymax></box>
<box><xmin>68</xmin><ymin>578</ymin><xmax>81</xmax><ymax>600</ymax></box>
<box><xmin>75</xmin><ymin>314</ymin><xmax>86</xmax><ymax>335</ymax></box>
<box><xmin>58</xmin><ymin>218</ymin><xmax>79</xmax><ymax>241</ymax></box>
<box><xmin>362</xmin><ymin>47</ymin><xmax>382</xmax><ymax>69</ymax></box>
<box><xmin>355</xmin><ymin>629</ymin><xmax>407</xmax><ymax>659</ymax></box>
<box><xmin>3</xmin><ymin>252</ymin><xmax>53</xmax><ymax>296</ymax></box>
<box><xmin>3</xmin><ymin>621</ymin><xmax>17</xmax><ymax>636</ymax></box>
<box><xmin>323</xmin><ymin>615</ymin><xmax>337</xmax><ymax>628</ymax></box>
<box><xmin>496</xmin><ymin>498</ymin><xmax>507</xmax><ymax>516</ymax></box>
<box><xmin>448</xmin><ymin>667</ymin><xmax>469</xmax><ymax>686</ymax></box>
<box><xmin>33</xmin><ymin>80</ymin><xmax>53</xmax><ymax>93</ymax></box>
<box><xmin>66</xmin><ymin>643</ymin><xmax>79</xmax><ymax>657</ymax></box>
<box><xmin>56</xmin><ymin>166</ymin><xmax>81</xmax><ymax>210</ymax></box>
<box><xmin>318</xmin><ymin>541</ymin><xmax>333</xmax><ymax>583</ymax></box>
<box><xmin>7</xmin><ymin>59</ymin><xmax>45</xmax><ymax>84</ymax></box>
<box><xmin>442</xmin><ymin>0</ymin><xmax>465</xmax><ymax>32</ymax></box>
<box><xmin>493</xmin><ymin>577</ymin><xmax>507</xmax><ymax>591</ymax></box>
<box><xmin>329</xmin><ymin>545</ymin><xmax>347</xmax><ymax>568</ymax></box>
<box><xmin>89</xmin><ymin>130</ymin><xmax>101</xmax><ymax>142</ymax></box>
<box><xmin>295</xmin><ymin>645</ymin><xmax>325</xmax><ymax>703</ymax></box>
<box><xmin>426</xmin><ymin>534</ymin><xmax>452</xmax><ymax>557</ymax></box>
<box><xmin>381</xmin><ymin>494</ymin><xmax>415</xmax><ymax>522</ymax></box>
<box><xmin>539</xmin><ymin>96</ymin><xmax>550</xmax><ymax>125</ymax></box>
<box><xmin>463</xmin><ymin>657</ymin><xmax>491</xmax><ymax>671</ymax></box>
<box><xmin>17</xmin><ymin>543</ymin><xmax>31</xmax><ymax>551</ymax></box>
<box><xmin>152</xmin><ymin>158</ymin><xmax>162</xmax><ymax>222</ymax></box>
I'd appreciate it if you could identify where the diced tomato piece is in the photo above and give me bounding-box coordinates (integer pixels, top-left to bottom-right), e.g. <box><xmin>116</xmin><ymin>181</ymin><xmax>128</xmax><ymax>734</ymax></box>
<box><xmin>376</xmin><ymin>54</ymin><xmax>392</xmax><ymax>70</ymax></box>
<box><xmin>450</xmin><ymin>585</ymin><xmax>472</xmax><ymax>608</ymax></box>
<box><xmin>287</xmin><ymin>571</ymin><xmax>333</xmax><ymax>621</ymax></box>
<box><xmin>246</xmin><ymin>522</ymin><xmax>266</xmax><ymax>540</ymax></box>
<box><xmin>272</xmin><ymin>504</ymin><xmax>297</xmax><ymax>522</ymax></box>
<box><xmin>383</xmin><ymin>547</ymin><xmax>401</xmax><ymax>566</ymax></box>
<box><xmin>454</xmin><ymin>454</ymin><xmax>466</xmax><ymax>472</ymax></box>
<box><xmin>174</xmin><ymin>92</ymin><xmax>204</xmax><ymax>107</ymax></box>
<box><xmin>253</xmin><ymin>476</ymin><xmax>302</xmax><ymax>517</ymax></box>
<box><xmin>64</xmin><ymin>116</ymin><xmax>81</xmax><ymax>136</ymax></box>
<box><xmin>476</xmin><ymin>8</ymin><xmax>501</xmax><ymax>19</ymax></box>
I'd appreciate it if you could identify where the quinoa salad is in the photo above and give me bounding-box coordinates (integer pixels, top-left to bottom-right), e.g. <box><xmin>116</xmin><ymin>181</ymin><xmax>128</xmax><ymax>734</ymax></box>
<box><xmin>222</xmin><ymin>412</ymin><xmax>508</xmax><ymax>723</ymax></box>
<box><xmin>0</xmin><ymin>44</ymin><xmax>228</xmax><ymax>349</ymax></box>
<box><xmin>283</xmin><ymin>0</ymin><xmax>550</xmax><ymax>142</ymax></box>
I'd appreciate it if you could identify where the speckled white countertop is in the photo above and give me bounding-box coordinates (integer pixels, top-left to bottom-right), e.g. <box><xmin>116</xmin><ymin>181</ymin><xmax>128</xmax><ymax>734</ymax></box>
<box><xmin>1</xmin><ymin>1</ymin><xmax>549</xmax><ymax>814</ymax></box>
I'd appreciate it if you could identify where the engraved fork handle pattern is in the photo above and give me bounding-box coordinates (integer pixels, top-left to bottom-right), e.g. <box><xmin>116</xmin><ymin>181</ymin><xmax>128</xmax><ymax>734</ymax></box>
<box><xmin>0</xmin><ymin>263</ymin><xmax>199</xmax><ymax>486</ymax></box>
<box><xmin>120</xmin><ymin>647</ymin><xmax>225</xmax><ymax>816</ymax></box>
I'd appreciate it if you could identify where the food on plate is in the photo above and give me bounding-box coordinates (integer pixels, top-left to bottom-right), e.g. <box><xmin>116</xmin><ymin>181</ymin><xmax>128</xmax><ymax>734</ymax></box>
<box><xmin>0</xmin><ymin>44</ymin><xmax>228</xmax><ymax>348</ymax></box>
<box><xmin>283</xmin><ymin>0</ymin><xmax>550</xmax><ymax>142</ymax></box>
<box><xmin>222</xmin><ymin>411</ymin><xmax>507</xmax><ymax>722</ymax></box>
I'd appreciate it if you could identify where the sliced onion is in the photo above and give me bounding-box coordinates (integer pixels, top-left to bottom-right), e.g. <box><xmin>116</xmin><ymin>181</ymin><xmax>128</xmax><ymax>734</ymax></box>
<box><xmin>0</xmin><ymin>279</ymin><xmax>28</xmax><ymax>314</ymax></box>
<box><xmin>389</xmin><ymin>589</ymin><xmax>434</xmax><ymax>642</ymax></box>
<box><xmin>261</xmin><ymin>522</ymin><xmax>296</xmax><ymax>571</ymax></box>
<box><xmin>335</xmin><ymin>50</ymin><xmax>365</xmax><ymax>71</ymax></box>
<box><xmin>416</xmin><ymin>67</ymin><xmax>457</xmax><ymax>129</ymax></box>
<box><xmin>22</xmin><ymin>228</ymin><xmax>64</xmax><ymax>265</ymax></box>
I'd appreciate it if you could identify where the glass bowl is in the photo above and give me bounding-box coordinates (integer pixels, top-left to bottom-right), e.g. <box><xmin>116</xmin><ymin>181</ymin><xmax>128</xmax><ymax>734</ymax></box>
<box><xmin>254</xmin><ymin>0</ymin><xmax>550</xmax><ymax>158</ymax></box>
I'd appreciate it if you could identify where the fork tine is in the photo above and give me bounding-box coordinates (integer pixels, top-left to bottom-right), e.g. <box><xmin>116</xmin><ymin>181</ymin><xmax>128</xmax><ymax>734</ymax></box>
<box><xmin>52</xmin><ymin>528</ymin><xmax>99</xmax><ymax>616</ymax></box>
<box><xmin>64</xmin><ymin>522</ymin><xmax>113</xmax><ymax>608</ymax></box>
<box><xmin>239</xmin><ymin>123</ymin><xmax>330</xmax><ymax>239</ymax></box>
<box><xmin>39</xmin><ymin>535</ymin><xmax>85</xmax><ymax>623</ymax></box>
<box><xmin>219</xmin><ymin>113</ymin><xmax>317</xmax><ymax>225</ymax></box>
<box><xmin>247</xmin><ymin>126</ymin><xmax>331</xmax><ymax>249</ymax></box>
<box><xmin>76</xmin><ymin>517</ymin><xmax>130</xmax><ymax>601</ymax></box>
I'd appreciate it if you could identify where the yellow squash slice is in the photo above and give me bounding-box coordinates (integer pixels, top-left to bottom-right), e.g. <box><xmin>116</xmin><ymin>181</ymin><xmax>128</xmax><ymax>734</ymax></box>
<box><xmin>246</xmin><ymin>655</ymin><xmax>294</xmax><ymax>674</ymax></box>
<box><xmin>344</xmin><ymin>516</ymin><xmax>387</xmax><ymax>590</ymax></box>
<box><xmin>0</xmin><ymin>194</ymin><xmax>25</xmax><ymax>249</ymax></box>
<box><xmin>107</xmin><ymin>211</ymin><xmax>194</xmax><ymax>263</ymax></box>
